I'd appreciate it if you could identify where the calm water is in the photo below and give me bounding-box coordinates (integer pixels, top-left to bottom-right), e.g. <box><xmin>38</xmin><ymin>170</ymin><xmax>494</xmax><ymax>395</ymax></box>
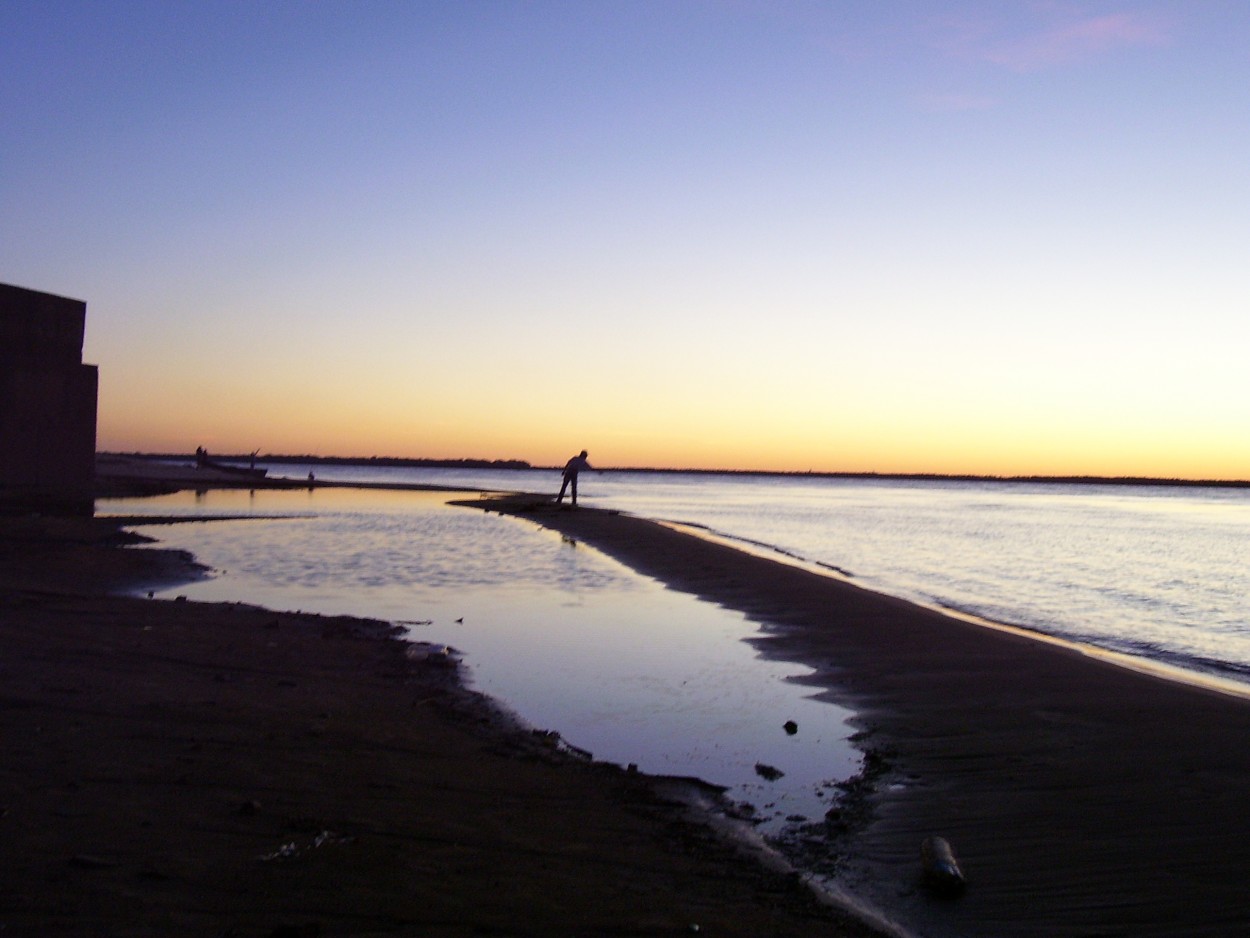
<box><xmin>98</xmin><ymin>486</ymin><xmax>861</xmax><ymax>834</ymax></box>
<box><xmin>100</xmin><ymin>467</ymin><xmax>1250</xmax><ymax>789</ymax></box>
<box><xmin>259</xmin><ymin>463</ymin><xmax>1250</xmax><ymax>688</ymax></box>
<box><xmin>99</xmin><ymin>463</ymin><xmax>1250</xmax><ymax>770</ymax></box>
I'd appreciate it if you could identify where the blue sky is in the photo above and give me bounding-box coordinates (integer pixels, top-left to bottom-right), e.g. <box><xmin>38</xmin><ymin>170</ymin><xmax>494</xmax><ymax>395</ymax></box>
<box><xmin>4</xmin><ymin>1</ymin><xmax>1248</xmax><ymax>477</ymax></box>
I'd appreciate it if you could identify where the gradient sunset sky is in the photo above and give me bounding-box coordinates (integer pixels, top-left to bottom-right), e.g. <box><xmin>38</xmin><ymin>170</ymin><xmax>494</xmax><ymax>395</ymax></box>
<box><xmin>4</xmin><ymin>1</ymin><xmax>1247</xmax><ymax>478</ymax></box>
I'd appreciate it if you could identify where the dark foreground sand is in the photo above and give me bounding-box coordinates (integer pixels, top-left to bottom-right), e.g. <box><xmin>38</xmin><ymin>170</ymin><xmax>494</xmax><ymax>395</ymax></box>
<box><xmin>474</xmin><ymin>495</ymin><xmax>1250</xmax><ymax>938</ymax></box>
<box><xmin>0</xmin><ymin>511</ymin><xmax>881</xmax><ymax>937</ymax></box>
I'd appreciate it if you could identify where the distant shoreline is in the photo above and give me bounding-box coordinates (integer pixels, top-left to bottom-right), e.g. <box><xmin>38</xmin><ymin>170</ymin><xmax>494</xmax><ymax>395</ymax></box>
<box><xmin>101</xmin><ymin>451</ymin><xmax>1250</xmax><ymax>490</ymax></box>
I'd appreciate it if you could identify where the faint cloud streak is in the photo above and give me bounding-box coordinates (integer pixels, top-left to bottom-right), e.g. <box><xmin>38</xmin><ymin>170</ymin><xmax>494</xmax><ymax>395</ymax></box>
<box><xmin>984</xmin><ymin>12</ymin><xmax>1171</xmax><ymax>72</ymax></box>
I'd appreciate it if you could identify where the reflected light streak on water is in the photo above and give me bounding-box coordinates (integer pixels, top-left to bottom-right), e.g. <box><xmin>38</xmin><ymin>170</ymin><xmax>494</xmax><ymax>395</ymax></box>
<box><xmin>99</xmin><ymin>487</ymin><xmax>860</xmax><ymax>832</ymax></box>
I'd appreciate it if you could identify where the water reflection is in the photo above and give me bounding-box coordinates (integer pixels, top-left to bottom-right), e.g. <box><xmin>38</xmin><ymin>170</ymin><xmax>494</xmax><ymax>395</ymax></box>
<box><xmin>99</xmin><ymin>488</ymin><xmax>859</xmax><ymax>830</ymax></box>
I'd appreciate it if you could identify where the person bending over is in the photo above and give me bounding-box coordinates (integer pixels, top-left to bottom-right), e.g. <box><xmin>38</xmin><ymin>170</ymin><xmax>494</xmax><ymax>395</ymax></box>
<box><xmin>556</xmin><ymin>450</ymin><xmax>593</xmax><ymax>506</ymax></box>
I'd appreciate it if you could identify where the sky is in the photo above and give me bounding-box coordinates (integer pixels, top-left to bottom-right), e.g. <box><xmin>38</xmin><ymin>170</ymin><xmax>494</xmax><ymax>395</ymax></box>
<box><xmin>3</xmin><ymin>1</ymin><xmax>1248</xmax><ymax>478</ymax></box>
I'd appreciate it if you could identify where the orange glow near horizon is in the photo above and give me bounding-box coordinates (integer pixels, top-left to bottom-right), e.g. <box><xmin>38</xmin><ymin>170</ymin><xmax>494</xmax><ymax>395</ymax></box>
<box><xmin>93</xmin><ymin>322</ymin><xmax>1250</xmax><ymax>481</ymax></box>
<box><xmin>97</xmin><ymin>392</ymin><xmax>1250</xmax><ymax>482</ymax></box>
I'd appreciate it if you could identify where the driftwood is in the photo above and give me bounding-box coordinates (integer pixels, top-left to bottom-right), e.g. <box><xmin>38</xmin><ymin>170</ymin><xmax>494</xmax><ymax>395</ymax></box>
<box><xmin>921</xmin><ymin>836</ymin><xmax>966</xmax><ymax>896</ymax></box>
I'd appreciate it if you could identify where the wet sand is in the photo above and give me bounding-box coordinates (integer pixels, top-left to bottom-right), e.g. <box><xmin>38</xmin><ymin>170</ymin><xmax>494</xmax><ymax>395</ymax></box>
<box><xmin>0</xmin><ymin>512</ymin><xmax>881</xmax><ymax>937</ymax></box>
<box><xmin>476</xmin><ymin>495</ymin><xmax>1250</xmax><ymax>937</ymax></box>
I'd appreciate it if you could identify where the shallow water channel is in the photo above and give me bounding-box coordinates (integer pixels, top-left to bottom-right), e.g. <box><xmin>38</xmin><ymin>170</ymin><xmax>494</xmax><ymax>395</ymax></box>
<box><xmin>101</xmin><ymin>487</ymin><xmax>861</xmax><ymax>834</ymax></box>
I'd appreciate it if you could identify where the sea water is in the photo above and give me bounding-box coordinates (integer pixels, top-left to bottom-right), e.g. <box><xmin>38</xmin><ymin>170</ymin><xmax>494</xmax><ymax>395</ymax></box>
<box><xmin>599</xmin><ymin>473</ymin><xmax>1250</xmax><ymax>687</ymax></box>
<box><xmin>99</xmin><ymin>465</ymin><xmax>1250</xmax><ymax>823</ymax></box>
<box><xmin>257</xmin><ymin>463</ymin><xmax>1250</xmax><ymax>687</ymax></box>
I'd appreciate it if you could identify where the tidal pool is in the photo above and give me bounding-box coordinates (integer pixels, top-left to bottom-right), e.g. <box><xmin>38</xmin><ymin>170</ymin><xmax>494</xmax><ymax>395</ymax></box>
<box><xmin>100</xmin><ymin>486</ymin><xmax>860</xmax><ymax>830</ymax></box>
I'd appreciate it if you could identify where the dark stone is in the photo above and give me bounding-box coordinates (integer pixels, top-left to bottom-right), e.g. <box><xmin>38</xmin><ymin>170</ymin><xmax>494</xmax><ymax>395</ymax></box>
<box><xmin>754</xmin><ymin>762</ymin><xmax>785</xmax><ymax>781</ymax></box>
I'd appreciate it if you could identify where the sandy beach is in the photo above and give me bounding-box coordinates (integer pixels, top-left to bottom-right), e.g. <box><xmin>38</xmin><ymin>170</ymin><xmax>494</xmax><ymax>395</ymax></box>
<box><xmin>0</xmin><ymin>508</ymin><xmax>881</xmax><ymax>937</ymax></box>
<box><xmin>474</xmin><ymin>495</ymin><xmax>1250</xmax><ymax>937</ymax></box>
<box><xmin>9</xmin><ymin>480</ymin><xmax>1250</xmax><ymax>937</ymax></box>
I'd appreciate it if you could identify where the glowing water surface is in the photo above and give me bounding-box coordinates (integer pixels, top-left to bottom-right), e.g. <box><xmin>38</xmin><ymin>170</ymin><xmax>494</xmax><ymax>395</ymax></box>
<box><xmin>100</xmin><ymin>487</ymin><xmax>860</xmax><ymax>831</ymax></box>
<box><xmin>256</xmin><ymin>463</ymin><xmax>1250</xmax><ymax>686</ymax></box>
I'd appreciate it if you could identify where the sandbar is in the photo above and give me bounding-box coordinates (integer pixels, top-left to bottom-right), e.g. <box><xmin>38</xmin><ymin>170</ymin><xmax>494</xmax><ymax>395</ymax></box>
<box><xmin>474</xmin><ymin>494</ymin><xmax>1250</xmax><ymax>937</ymax></box>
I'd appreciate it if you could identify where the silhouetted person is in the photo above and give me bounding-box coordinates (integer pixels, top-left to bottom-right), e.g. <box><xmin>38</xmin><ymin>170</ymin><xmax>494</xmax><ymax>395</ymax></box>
<box><xmin>556</xmin><ymin>450</ymin><xmax>592</xmax><ymax>506</ymax></box>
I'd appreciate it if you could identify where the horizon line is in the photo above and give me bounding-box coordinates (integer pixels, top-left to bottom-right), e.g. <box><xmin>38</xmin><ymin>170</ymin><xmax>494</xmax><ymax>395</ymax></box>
<box><xmin>100</xmin><ymin>451</ymin><xmax>1250</xmax><ymax>490</ymax></box>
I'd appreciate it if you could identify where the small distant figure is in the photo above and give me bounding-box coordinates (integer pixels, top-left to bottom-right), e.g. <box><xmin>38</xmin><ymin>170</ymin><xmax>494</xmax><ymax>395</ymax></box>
<box><xmin>556</xmin><ymin>450</ymin><xmax>592</xmax><ymax>507</ymax></box>
<box><xmin>307</xmin><ymin>471</ymin><xmax>316</xmax><ymax>488</ymax></box>
<box><xmin>195</xmin><ymin>446</ymin><xmax>206</xmax><ymax>468</ymax></box>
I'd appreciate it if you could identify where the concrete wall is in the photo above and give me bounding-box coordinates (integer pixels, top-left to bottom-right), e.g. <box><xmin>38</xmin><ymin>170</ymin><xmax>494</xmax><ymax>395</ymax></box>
<box><xmin>0</xmin><ymin>283</ymin><xmax>99</xmax><ymax>511</ymax></box>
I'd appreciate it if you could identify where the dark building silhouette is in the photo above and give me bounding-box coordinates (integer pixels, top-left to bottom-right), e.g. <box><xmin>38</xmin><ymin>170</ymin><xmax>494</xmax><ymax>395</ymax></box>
<box><xmin>0</xmin><ymin>283</ymin><xmax>98</xmax><ymax>512</ymax></box>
